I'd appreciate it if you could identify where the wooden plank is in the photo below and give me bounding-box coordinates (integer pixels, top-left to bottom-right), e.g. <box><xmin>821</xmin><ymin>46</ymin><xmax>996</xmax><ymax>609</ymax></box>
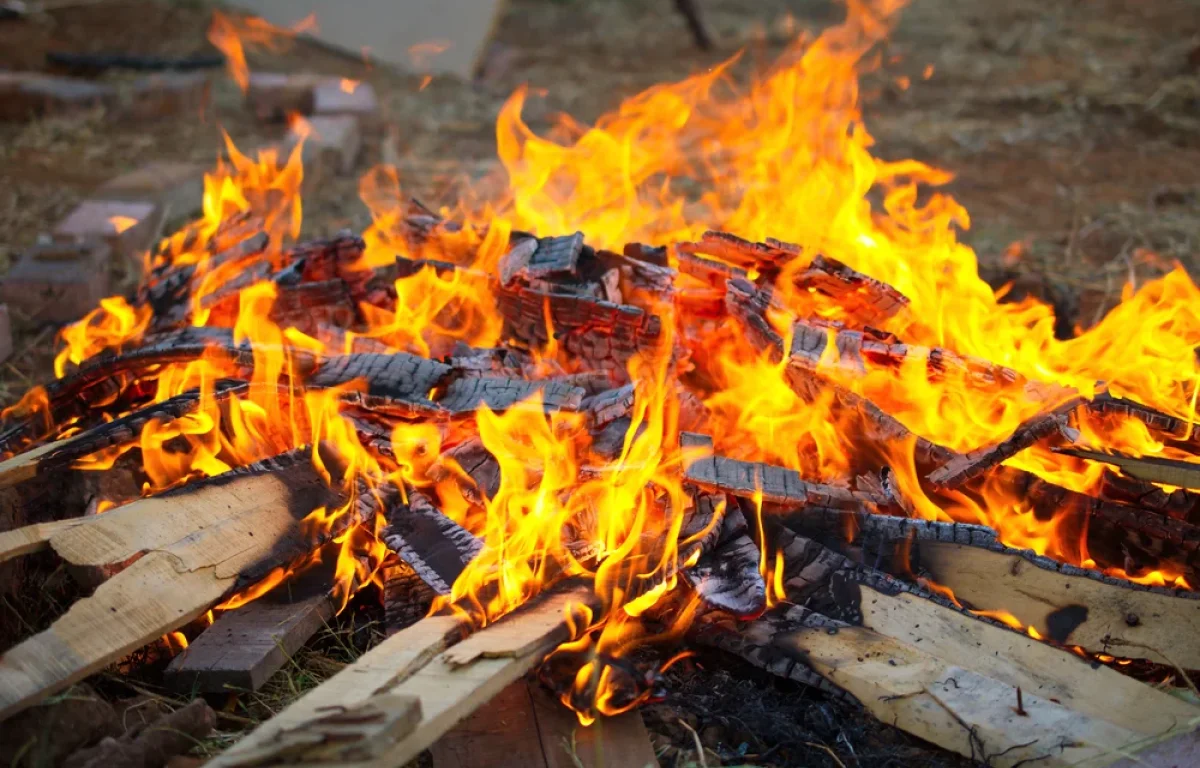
<box><xmin>428</xmin><ymin>680</ymin><xmax>659</xmax><ymax>768</ymax></box>
<box><xmin>212</xmin><ymin>614</ymin><xmax>465</xmax><ymax>765</ymax></box>
<box><xmin>49</xmin><ymin>455</ymin><xmax>340</xmax><ymax>567</ymax></box>
<box><xmin>1056</xmin><ymin>446</ymin><xmax>1200</xmax><ymax>491</ymax></box>
<box><xmin>918</xmin><ymin>541</ymin><xmax>1200</xmax><ymax>668</ymax></box>
<box><xmin>786</xmin><ymin>624</ymin><xmax>1141</xmax><ymax>767</ymax></box>
<box><xmin>165</xmin><ymin>591</ymin><xmax>335</xmax><ymax>693</ymax></box>
<box><xmin>528</xmin><ymin>683</ymin><xmax>658</xmax><ymax>768</ymax></box>
<box><xmin>0</xmin><ymin>519</ymin><xmax>84</xmax><ymax>564</ymax></box>
<box><xmin>429</xmin><ymin>681</ymin><xmax>548</xmax><ymax>768</ymax></box>
<box><xmin>855</xmin><ymin>584</ymin><xmax>1199</xmax><ymax>736</ymax></box>
<box><xmin>213</xmin><ymin>586</ymin><xmax>591</xmax><ymax>767</ymax></box>
<box><xmin>0</xmin><ymin>456</ymin><xmax>351</xmax><ymax>720</ymax></box>
<box><xmin>0</xmin><ymin>439</ymin><xmax>67</xmax><ymax>490</ymax></box>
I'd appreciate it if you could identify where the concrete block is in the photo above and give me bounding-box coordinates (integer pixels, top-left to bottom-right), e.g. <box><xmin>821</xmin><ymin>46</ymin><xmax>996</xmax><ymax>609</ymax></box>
<box><xmin>96</xmin><ymin>162</ymin><xmax>206</xmax><ymax>219</ymax></box>
<box><xmin>246</xmin><ymin>72</ymin><xmax>330</xmax><ymax>122</ymax></box>
<box><xmin>0</xmin><ymin>70</ymin><xmax>116</xmax><ymax>121</ymax></box>
<box><xmin>312</xmin><ymin>80</ymin><xmax>380</xmax><ymax>133</ymax></box>
<box><xmin>124</xmin><ymin>72</ymin><xmax>211</xmax><ymax>120</ymax></box>
<box><xmin>52</xmin><ymin>200</ymin><xmax>161</xmax><ymax>268</ymax></box>
<box><xmin>0</xmin><ymin>242</ymin><xmax>111</xmax><ymax>323</ymax></box>
<box><xmin>285</xmin><ymin>115</ymin><xmax>361</xmax><ymax>177</ymax></box>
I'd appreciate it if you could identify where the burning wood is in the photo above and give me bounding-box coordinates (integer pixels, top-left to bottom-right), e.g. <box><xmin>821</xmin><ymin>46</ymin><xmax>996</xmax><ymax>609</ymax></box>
<box><xmin>6</xmin><ymin>5</ymin><xmax>1200</xmax><ymax>761</ymax></box>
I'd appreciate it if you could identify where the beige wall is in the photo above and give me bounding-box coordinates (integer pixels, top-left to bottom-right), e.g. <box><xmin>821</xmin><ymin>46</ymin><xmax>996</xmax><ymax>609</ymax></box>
<box><xmin>226</xmin><ymin>0</ymin><xmax>505</xmax><ymax>79</ymax></box>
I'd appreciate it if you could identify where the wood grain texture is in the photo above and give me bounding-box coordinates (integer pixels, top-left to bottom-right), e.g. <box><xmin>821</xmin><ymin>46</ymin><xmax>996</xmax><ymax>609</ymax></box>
<box><xmin>0</xmin><ymin>518</ymin><xmax>84</xmax><ymax>564</ymax></box>
<box><xmin>856</xmin><ymin>584</ymin><xmax>1199</xmax><ymax>736</ymax></box>
<box><xmin>918</xmin><ymin>541</ymin><xmax>1200</xmax><ymax>668</ymax></box>
<box><xmin>0</xmin><ymin>461</ymin><xmax>341</xmax><ymax>720</ymax></box>
<box><xmin>429</xmin><ymin>682</ymin><xmax>547</xmax><ymax>768</ymax></box>
<box><xmin>214</xmin><ymin>586</ymin><xmax>590</xmax><ymax>767</ymax></box>
<box><xmin>787</xmin><ymin>624</ymin><xmax>1141</xmax><ymax>767</ymax></box>
<box><xmin>528</xmin><ymin>683</ymin><xmax>657</xmax><ymax>768</ymax></box>
<box><xmin>165</xmin><ymin>592</ymin><xmax>335</xmax><ymax>693</ymax></box>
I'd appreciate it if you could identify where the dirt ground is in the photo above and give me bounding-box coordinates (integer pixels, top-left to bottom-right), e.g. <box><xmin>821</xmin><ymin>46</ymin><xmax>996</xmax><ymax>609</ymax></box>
<box><xmin>0</xmin><ymin>0</ymin><xmax>1198</xmax><ymax>765</ymax></box>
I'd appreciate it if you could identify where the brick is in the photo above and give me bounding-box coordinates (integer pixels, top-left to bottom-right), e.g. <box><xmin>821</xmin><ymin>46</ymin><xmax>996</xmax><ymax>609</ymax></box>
<box><xmin>284</xmin><ymin>115</ymin><xmax>361</xmax><ymax>177</ymax></box>
<box><xmin>0</xmin><ymin>242</ymin><xmax>111</xmax><ymax>323</ymax></box>
<box><xmin>0</xmin><ymin>305</ymin><xmax>11</xmax><ymax>364</ymax></box>
<box><xmin>246</xmin><ymin>72</ymin><xmax>330</xmax><ymax>123</ymax></box>
<box><xmin>52</xmin><ymin>200</ymin><xmax>161</xmax><ymax>269</ymax></box>
<box><xmin>312</xmin><ymin>80</ymin><xmax>380</xmax><ymax>132</ymax></box>
<box><xmin>0</xmin><ymin>70</ymin><xmax>116</xmax><ymax>121</ymax></box>
<box><xmin>96</xmin><ymin>162</ymin><xmax>206</xmax><ymax>218</ymax></box>
<box><xmin>124</xmin><ymin>72</ymin><xmax>210</xmax><ymax>120</ymax></box>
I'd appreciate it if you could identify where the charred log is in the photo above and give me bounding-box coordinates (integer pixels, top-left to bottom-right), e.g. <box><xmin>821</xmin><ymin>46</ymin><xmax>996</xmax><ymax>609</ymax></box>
<box><xmin>382</xmin><ymin>491</ymin><xmax>483</xmax><ymax>595</ymax></box>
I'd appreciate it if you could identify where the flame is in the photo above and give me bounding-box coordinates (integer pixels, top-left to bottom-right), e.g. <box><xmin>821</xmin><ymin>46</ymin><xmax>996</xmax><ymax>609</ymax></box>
<box><xmin>109</xmin><ymin>215</ymin><xmax>137</xmax><ymax>234</ymax></box>
<box><xmin>408</xmin><ymin>40</ymin><xmax>451</xmax><ymax>70</ymax></box>
<box><xmin>340</xmin><ymin>78</ymin><xmax>360</xmax><ymax>94</ymax></box>
<box><xmin>207</xmin><ymin>11</ymin><xmax>317</xmax><ymax>92</ymax></box>
<box><xmin>27</xmin><ymin>0</ymin><xmax>1200</xmax><ymax>724</ymax></box>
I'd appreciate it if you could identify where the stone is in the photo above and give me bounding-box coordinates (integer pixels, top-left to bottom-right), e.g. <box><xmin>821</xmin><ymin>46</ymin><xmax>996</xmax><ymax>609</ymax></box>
<box><xmin>312</xmin><ymin>79</ymin><xmax>380</xmax><ymax>132</ymax></box>
<box><xmin>0</xmin><ymin>241</ymin><xmax>111</xmax><ymax>323</ymax></box>
<box><xmin>96</xmin><ymin>162</ymin><xmax>206</xmax><ymax>219</ymax></box>
<box><xmin>52</xmin><ymin>199</ymin><xmax>161</xmax><ymax>270</ymax></box>
<box><xmin>124</xmin><ymin>72</ymin><xmax>211</xmax><ymax>120</ymax></box>
<box><xmin>284</xmin><ymin>115</ymin><xmax>361</xmax><ymax>177</ymax></box>
<box><xmin>245</xmin><ymin>72</ymin><xmax>330</xmax><ymax>122</ymax></box>
<box><xmin>0</xmin><ymin>70</ymin><xmax>115</xmax><ymax>121</ymax></box>
<box><xmin>0</xmin><ymin>304</ymin><xmax>11</xmax><ymax>364</ymax></box>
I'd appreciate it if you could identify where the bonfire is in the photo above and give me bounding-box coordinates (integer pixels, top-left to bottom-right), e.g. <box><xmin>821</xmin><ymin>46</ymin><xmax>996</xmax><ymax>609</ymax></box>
<box><xmin>2</xmin><ymin>1</ymin><xmax>1200</xmax><ymax>766</ymax></box>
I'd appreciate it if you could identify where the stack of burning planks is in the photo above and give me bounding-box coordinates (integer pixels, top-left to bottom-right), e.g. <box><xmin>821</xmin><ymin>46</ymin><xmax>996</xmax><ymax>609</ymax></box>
<box><xmin>1</xmin><ymin>200</ymin><xmax>1200</xmax><ymax>767</ymax></box>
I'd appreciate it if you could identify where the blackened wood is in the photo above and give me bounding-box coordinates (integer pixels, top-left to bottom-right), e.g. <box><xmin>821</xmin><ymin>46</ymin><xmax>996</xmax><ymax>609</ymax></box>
<box><xmin>684</xmin><ymin>505</ymin><xmax>766</xmax><ymax>617</ymax></box>
<box><xmin>0</xmin><ymin>379</ymin><xmax>249</xmax><ymax>489</ymax></box>
<box><xmin>496</xmin><ymin>283</ymin><xmax>664</xmax><ymax>370</ymax></box>
<box><xmin>308</xmin><ymin>353</ymin><xmax>585</xmax><ymax>418</ymax></box>
<box><xmin>725</xmin><ymin>277</ymin><xmax>785</xmax><ymax>352</ymax></box>
<box><xmin>1086</xmin><ymin>391</ymin><xmax>1199</xmax><ymax>445</ymax></box>
<box><xmin>1018</xmin><ymin>473</ymin><xmax>1200</xmax><ymax>579</ymax></box>
<box><xmin>1098</xmin><ymin>468</ymin><xmax>1200</xmax><ymax>523</ymax></box>
<box><xmin>692</xmin><ymin>602</ymin><xmax>851</xmax><ymax>698</ymax></box>
<box><xmin>499</xmin><ymin>233</ymin><xmax>583</xmax><ymax>287</ymax></box>
<box><xmin>429</xmin><ymin>438</ymin><xmax>501</xmax><ymax>505</ymax></box>
<box><xmin>927</xmin><ymin>398</ymin><xmax>1083</xmax><ymax>488</ymax></box>
<box><xmin>582</xmin><ymin>384</ymin><xmax>635</xmax><ymax>428</ymax></box>
<box><xmin>680</xmin><ymin>433</ymin><xmax>890</xmax><ymax>510</ymax></box>
<box><xmin>383</xmin><ymin>559</ymin><xmax>436</xmax><ymax>635</ymax></box>
<box><xmin>165</xmin><ymin>593</ymin><xmax>334</xmax><ymax>693</ymax></box>
<box><xmin>382</xmin><ymin>491</ymin><xmax>482</xmax><ymax>594</ymax></box>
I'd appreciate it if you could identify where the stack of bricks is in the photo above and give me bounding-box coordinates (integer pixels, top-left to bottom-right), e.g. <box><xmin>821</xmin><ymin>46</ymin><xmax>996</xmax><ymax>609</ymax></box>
<box><xmin>0</xmin><ymin>70</ymin><xmax>211</xmax><ymax>123</ymax></box>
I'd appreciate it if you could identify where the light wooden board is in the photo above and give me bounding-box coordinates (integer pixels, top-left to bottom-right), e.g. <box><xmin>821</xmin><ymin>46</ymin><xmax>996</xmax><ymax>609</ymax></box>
<box><xmin>791</xmin><ymin>624</ymin><xmax>1143</xmax><ymax>767</ymax></box>
<box><xmin>49</xmin><ymin>471</ymin><xmax>299</xmax><ymax>567</ymax></box>
<box><xmin>0</xmin><ymin>467</ymin><xmax>334</xmax><ymax>720</ymax></box>
<box><xmin>856</xmin><ymin>584</ymin><xmax>1199</xmax><ymax>736</ymax></box>
<box><xmin>0</xmin><ymin>519</ymin><xmax>84</xmax><ymax>564</ymax></box>
<box><xmin>214</xmin><ymin>586</ymin><xmax>591</xmax><ymax>767</ymax></box>
<box><xmin>919</xmin><ymin>542</ymin><xmax>1200</xmax><ymax>668</ymax></box>
<box><xmin>0</xmin><ymin>438</ymin><xmax>66</xmax><ymax>490</ymax></box>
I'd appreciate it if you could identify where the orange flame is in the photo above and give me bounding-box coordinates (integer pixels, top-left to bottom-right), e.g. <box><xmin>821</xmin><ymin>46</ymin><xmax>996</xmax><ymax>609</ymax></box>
<box><xmin>207</xmin><ymin>11</ymin><xmax>317</xmax><ymax>92</ymax></box>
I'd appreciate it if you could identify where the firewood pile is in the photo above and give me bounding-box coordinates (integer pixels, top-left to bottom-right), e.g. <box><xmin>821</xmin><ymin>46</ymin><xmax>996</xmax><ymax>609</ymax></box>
<box><xmin>0</xmin><ymin>173</ymin><xmax>1199</xmax><ymax>767</ymax></box>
